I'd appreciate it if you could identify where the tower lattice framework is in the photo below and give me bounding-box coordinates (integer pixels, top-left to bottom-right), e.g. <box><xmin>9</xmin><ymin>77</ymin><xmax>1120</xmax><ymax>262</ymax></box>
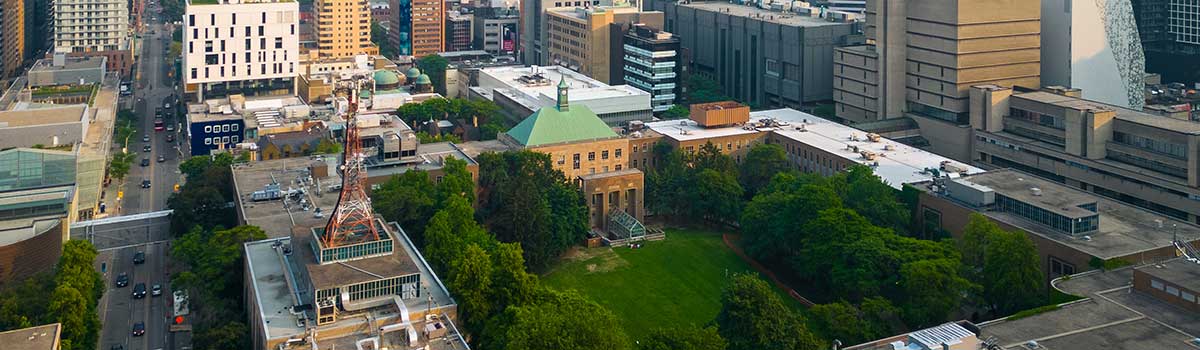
<box><xmin>322</xmin><ymin>85</ymin><xmax>380</xmax><ymax>247</ymax></box>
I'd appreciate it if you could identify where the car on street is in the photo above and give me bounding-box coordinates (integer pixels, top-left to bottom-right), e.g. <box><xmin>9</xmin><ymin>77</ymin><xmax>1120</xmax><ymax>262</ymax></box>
<box><xmin>141</xmin><ymin>179</ymin><xmax>151</xmax><ymax>188</ymax></box>
<box><xmin>157</xmin><ymin>155</ymin><xmax>165</xmax><ymax>163</ymax></box>
<box><xmin>141</xmin><ymin>158</ymin><xmax>150</xmax><ymax>167</ymax></box>
<box><xmin>133</xmin><ymin>283</ymin><xmax>147</xmax><ymax>299</ymax></box>
<box><xmin>166</xmin><ymin>124</ymin><xmax>175</xmax><ymax>132</ymax></box>
<box><xmin>143</xmin><ymin>144</ymin><xmax>151</xmax><ymax>152</ymax></box>
<box><xmin>142</xmin><ymin>135</ymin><xmax>150</xmax><ymax>143</ymax></box>
<box><xmin>115</xmin><ymin>272</ymin><xmax>129</xmax><ymax>287</ymax></box>
<box><xmin>152</xmin><ymin>284</ymin><xmax>163</xmax><ymax>296</ymax></box>
<box><xmin>166</xmin><ymin>134</ymin><xmax>174</xmax><ymax>142</ymax></box>
<box><xmin>133</xmin><ymin>251</ymin><xmax>145</xmax><ymax>264</ymax></box>
<box><xmin>131</xmin><ymin>322</ymin><xmax>145</xmax><ymax>336</ymax></box>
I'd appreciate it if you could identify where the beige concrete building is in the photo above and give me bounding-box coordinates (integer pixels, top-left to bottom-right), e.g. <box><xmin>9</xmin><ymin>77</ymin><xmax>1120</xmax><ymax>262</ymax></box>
<box><xmin>834</xmin><ymin>0</ymin><xmax>1041</xmax><ymax>159</ymax></box>
<box><xmin>0</xmin><ymin>0</ymin><xmax>24</xmax><ymax>77</ymax></box>
<box><xmin>315</xmin><ymin>0</ymin><xmax>379</xmax><ymax>58</ymax></box>
<box><xmin>544</xmin><ymin>6</ymin><xmax>662</xmax><ymax>84</ymax></box>
<box><xmin>965</xmin><ymin>85</ymin><xmax>1200</xmax><ymax>225</ymax></box>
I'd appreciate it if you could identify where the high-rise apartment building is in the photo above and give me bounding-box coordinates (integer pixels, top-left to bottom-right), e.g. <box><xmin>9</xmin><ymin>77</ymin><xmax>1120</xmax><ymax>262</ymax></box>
<box><xmin>0</xmin><ymin>0</ymin><xmax>24</xmax><ymax>77</ymax></box>
<box><xmin>622</xmin><ymin>24</ymin><xmax>680</xmax><ymax>113</ymax></box>
<box><xmin>388</xmin><ymin>0</ymin><xmax>444</xmax><ymax>57</ymax></box>
<box><xmin>968</xmin><ymin>85</ymin><xmax>1200</xmax><ymax>225</ymax></box>
<box><xmin>833</xmin><ymin>0</ymin><xmax>1040</xmax><ymax>160</ymax></box>
<box><xmin>53</xmin><ymin>0</ymin><xmax>131</xmax><ymax>77</ymax></box>
<box><xmin>315</xmin><ymin>0</ymin><xmax>378</xmax><ymax>58</ymax></box>
<box><xmin>183</xmin><ymin>0</ymin><xmax>299</xmax><ymax>102</ymax></box>
<box><xmin>545</xmin><ymin>5</ymin><xmax>662</xmax><ymax>84</ymax></box>
<box><xmin>1041</xmin><ymin>0</ymin><xmax>1146</xmax><ymax>109</ymax></box>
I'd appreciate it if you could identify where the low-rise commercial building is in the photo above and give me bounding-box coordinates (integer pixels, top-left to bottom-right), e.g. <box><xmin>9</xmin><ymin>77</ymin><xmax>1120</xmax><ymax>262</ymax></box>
<box><xmin>471</xmin><ymin>65</ymin><xmax>652</xmax><ymax>125</ymax></box>
<box><xmin>0</xmin><ymin>323</ymin><xmax>62</xmax><ymax>350</ymax></box>
<box><xmin>968</xmin><ymin>85</ymin><xmax>1200</xmax><ymax>225</ymax></box>
<box><xmin>26</xmin><ymin>55</ymin><xmax>107</xmax><ymax>87</ymax></box>
<box><xmin>650</xmin><ymin>1</ymin><xmax>861</xmax><ymax>108</ymax></box>
<box><xmin>0</xmin><ymin>104</ymin><xmax>89</xmax><ymax>150</ymax></box>
<box><xmin>913</xmin><ymin>168</ymin><xmax>1200</xmax><ymax>281</ymax></box>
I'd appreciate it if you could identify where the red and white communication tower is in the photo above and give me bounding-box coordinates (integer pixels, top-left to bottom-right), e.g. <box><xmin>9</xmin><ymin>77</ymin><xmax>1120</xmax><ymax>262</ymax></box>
<box><xmin>322</xmin><ymin>84</ymin><xmax>380</xmax><ymax>247</ymax></box>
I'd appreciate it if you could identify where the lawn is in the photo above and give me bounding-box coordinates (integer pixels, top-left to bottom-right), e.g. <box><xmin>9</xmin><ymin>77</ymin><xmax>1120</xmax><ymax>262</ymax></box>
<box><xmin>542</xmin><ymin>228</ymin><xmax>801</xmax><ymax>339</ymax></box>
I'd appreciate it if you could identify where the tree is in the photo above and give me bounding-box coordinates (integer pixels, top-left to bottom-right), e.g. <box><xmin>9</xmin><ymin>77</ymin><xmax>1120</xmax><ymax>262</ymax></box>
<box><xmin>370</xmin><ymin>20</ymin><xmax>395</xmax><ymax>58</ymax></box>
<box><xmin>691</xmin><ymin>142</ymin><xmax>737</xmax><ymax>177</ymax></box>
<box><xmin>957</xmin><ymin>214</ymin><xmax>997</xmax><ymax>275</ymax></box>
<box><xmin>436</xmin><ymin>157</ymin><xmax>475</xmax><ymax>205</ymax></box>
<box><xmin>738</xmin><ymin>143</ymin><xmax>791</xmax><ymax>197</ymax></box>
<box><xmin>423</xmin><ymin>196</ymin><xmax>493</xmax><ymax>274</ymax></box>
<box><xmin>477</xmin><ymin>151</ymin><xmax>587</xmax><ymax>270</ymax></box>
<box><xmin>981</xmin><ymin>229</ymin><xmax>1045</xmax><ymax>315</ymax></box>
<box><xmin>449</xmin><ymin>244</ymin><xmax>494</xmax><ymax>332</ymax></box>
<box><xmin>372</xmin><ymin>170</ymin><xmax>437</xmax><ymax>244</ymax></box>
<box><xmin>395</xmin><ymin>99</ymin><xmax>440</xmax><ymax>124</ymax></box>
<box><xmin>739</xmin><ymin>178</ymin><xmax>841</xmax><ymax>262</ymax></box>
<box><xmin>108</xmin><ymin>152</ymin><xmax>135</xmax><ymax>180</ymax></box>
<box><xmin>646</xmin><ymin>142</ymin><xmax>690</xmax><ymax>217</ymax></box>
<box><xmin>639</xmin><ymin>326</ymin><xmax>727</xmax><ymax>350</ymax></box>
<box><xmin>686</xmin><ymin>75</ymin><xmax>732</xmax><ymax>105</ymax></box>
<box><xmin>488</xmin><ymin>243</ymin><xmax>539</xmax><ymax>317</ymax></box>
<box><xmin>481</xmin><ymin>289</ymin><xmax>631</xmax><ymax>350</ymax></box>
<box><xmin>716</xmin><ymin>273</ymin><xmax>823</xmax><ymax>350</ymax></box>
<box><xmin>808</xmin><ymin>300</ymin><xmax>892</xmax><ymax>346</ymax></box>
<box><xmin>416</xmin><ymin>55</ymin><xmax>450</xmax><ymax>95</ymax></box>
<box><xmin>897</xmin><ymin>258</ymin><xmax>974</xmax><ymax>327</ymax></box>
<box><xmin>661</xmin><ymin>105</ymin><xmax>690</xmax><ymax>120</ymax></box>
<box><xmin>837</xmin><ymin>166</ymin><xmax>910</xmax><ymax>234</ymax></box>
<box><xmin>172</xmin><ymin>225</ymin><xmax>266</xmax><ymax>350</ymax></box>
<box><xmin>688</xmin><ymin>168</ymin><xmax>743</xmax><ymax>223</ymax></box>
<box><xmin>314</xmin><ymin>138</ymin><xmax>342</xmax><ymax>154</ymax></box>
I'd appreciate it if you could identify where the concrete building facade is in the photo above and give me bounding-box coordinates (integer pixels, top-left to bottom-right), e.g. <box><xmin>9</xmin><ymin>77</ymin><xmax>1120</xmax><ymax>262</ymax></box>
<box><xmin>472</xmin><ymin>8</ymin><xmax>518</xmax><ymax>56</ymax></box>
<box><xmin>53</xmin><ymin>0</ymin><xmax>131</xmax><ymax>77</ymax></box>
<box><xmin>968</xmin><ymin>85</ymin><xmax>1200</xmax><ymax>225</ymax></box>
<box><xmin>544</xmin><ymin>6</ymin><xmax>662</xmax><ymax>84</ymax></box>
<box><xmin>651</xmin><ymin>1</ymin><xmax>860</xmax><ymax>109</ymax></box>
<box><xmin>0</xmin><ymin>0</ymin><xmax>24</xmax><ymax>77</ymax></box>
<box><xmin>388</xmin><ymin>0</ymin><xmax>443</xmax><ymax>57</ymax></box>
<box><xmin>519</xmin><ymin>0</ymin><xmax>615</xmax><ymax>65</ymax></box>
<box><xmin>471</xmin><ymin>65</ymin><xmax>653</xmax><ymax>125</ymax></box>
<box><xmin>314</xmin><ymin>0</ymin><xmax>378</xmax><ymax>58</ymax></box>
<box><xmin>1041</xmin><ymin>0</ymin><xmax>1146</xmax><ymax>109</ymax></box>
<box><xmin>445</xmin><ymin>11</ymin><xmax>472</xmax><ymax>52</ymax></box>
<box><xmin>182</xmin><ymin>0</ymin><xmax>299</xmax><ymax>102</ymax></box>
<box><xmin>0</xmin><ymin>148</ymin><xmax>73</xmax><ymax>285</ymax></box>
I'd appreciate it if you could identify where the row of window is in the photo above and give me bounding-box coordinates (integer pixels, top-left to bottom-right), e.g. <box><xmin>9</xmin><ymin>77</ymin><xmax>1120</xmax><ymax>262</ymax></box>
<box><xmin>1112</xmin><ymin>131</ymin><xmax>1188</xmax><ymax>159</ymax></box>
<box><xmin>204</xmin><ymin>123</ymin><xmax>239</xmax><ymax>133</ymax></box>
<box><xmin>190</xmin><ymin>62</ymin><xmax>294</xmax><ymax>79</ymax></box>
<box><xmin>995</xmin><ymin>193</ymin><xmax>1099</xmax><ymax>234</ymax></box>
<box><xmin>1148</xmin><ymin>278</ymin><xmax>1197</xmax><ymax>303</ymax></box>
<box><xmin>562</xmin><ymin>149</ymin><xmax>624</xmax><ymax>169</ymax></box>
<box><xmin>204</xmin><ymin>136</ymin><xmax>240</xmax><ymax>145</ymax></box>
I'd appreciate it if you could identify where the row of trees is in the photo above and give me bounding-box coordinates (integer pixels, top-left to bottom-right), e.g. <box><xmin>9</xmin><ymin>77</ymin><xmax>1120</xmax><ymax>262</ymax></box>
<box><xmin>168</xmin><ymin>154</ymin><xmax>239</xmax><ymax>235</ymax></box>
<box><xmin>0</xmin><ymin>240</ymin><xmax>105</xmax><ymax>350</ymax></box>
<box><xmin>172</xmin><ymin>225</ymin><xmax>268</xmax><ymax>350</ymax></box>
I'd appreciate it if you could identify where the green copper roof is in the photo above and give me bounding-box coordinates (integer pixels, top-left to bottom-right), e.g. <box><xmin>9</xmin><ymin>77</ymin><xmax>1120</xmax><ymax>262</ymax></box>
<box><xmin>373</xmin><ymin>70</ymin><xmax>401</xmax><ymax>85</ymax></box>
<box><xmin>405</xmin><ymin>67</ymin><xmax>422</xmax><ymax>79</ymax></box>
<box><xmin>506</xmin><ymin>104</ymin><xmax>618</xmax><ymax>147</ymax></box>
<box><xmin>415</xmin><ymin>74</ymin><xmax>432</xmax><ymax>85</ymax></box>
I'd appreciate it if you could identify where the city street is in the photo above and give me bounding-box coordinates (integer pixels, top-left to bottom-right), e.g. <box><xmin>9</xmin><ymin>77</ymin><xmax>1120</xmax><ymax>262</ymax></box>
<box><xmin>95</xmin><ymin>0</ymin><xmax>189</xmax><ymax>349</ymax></box>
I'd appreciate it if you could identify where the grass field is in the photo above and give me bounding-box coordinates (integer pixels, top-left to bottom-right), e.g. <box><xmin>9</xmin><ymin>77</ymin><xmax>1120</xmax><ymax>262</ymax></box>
<box><xmin>542</xmin><ymin>228</ymin><xmax>800</xmax><ymax>339</ymax></box>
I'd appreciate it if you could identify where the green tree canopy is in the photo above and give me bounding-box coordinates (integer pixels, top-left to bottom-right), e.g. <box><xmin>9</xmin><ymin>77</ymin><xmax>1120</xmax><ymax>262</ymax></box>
<box><xmin>372</xmin><ymin>170</ymin><xmax>437</xmax><ymax>245</ymax></box>
<box><xmin>738</xmin><ymin>143</ymin><xmax>792</xmax><ymax>197</ymax></box>
<box><xmin>638</xmin><ymin>326</ymin><xmax>727</xmax><ymax>350</ymax></box>
<box><xmin>477</xmin><ymin>151</ymin><xmax>587</xmax><ymax>270</ymax></box>
<box><xmin>716</xmin><ymin>273</ymin><xmax>824</xmax><ymax>350</ymax></box>
<box><xmin>982</xmin><ymin>229</ymin><xmax>1045</xmax><ymax>315</ymax></box>
<box><xmin>416</xmin><ymin>55</ymin><xmax>450</xmax><ymax>95</ymax></box>
<box><xmin>481</xmin><ymin>289</ymin><xmax>632</xmax><ymax>350</ymax></box>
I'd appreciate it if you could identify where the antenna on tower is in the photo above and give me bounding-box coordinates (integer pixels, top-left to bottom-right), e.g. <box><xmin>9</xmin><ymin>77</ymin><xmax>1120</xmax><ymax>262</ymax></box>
<box><xmin>322</xmin><ymin>80</ymin><xmax>380</xmax><ymax>247</ymax></box>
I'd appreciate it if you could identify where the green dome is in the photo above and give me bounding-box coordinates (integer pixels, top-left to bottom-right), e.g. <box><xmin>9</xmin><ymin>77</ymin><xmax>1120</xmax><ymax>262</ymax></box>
<box><xmin>373</xmin><ymin>70</ymin><xmax>401</xmax><ymax>86</ymax></box>
<box><xmin>415</xmin><ymin>74</ymin><xmax>432</xmax><ymax>85</ymax></box>
<box><xmin>405</xmin><ymin>67</ymin><xmax>422</xmax><ymax>79</ymax></box>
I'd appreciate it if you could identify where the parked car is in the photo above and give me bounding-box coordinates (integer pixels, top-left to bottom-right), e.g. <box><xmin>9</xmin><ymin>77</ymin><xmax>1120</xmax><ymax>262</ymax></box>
<box><xmin>115</xmin><ymin>272</ymin><xmax>129</xmax><ymax>287</ymax></box>
<box><xmin>133</xmin><ymin>251</ymin><xmax>145</xmax><ymax>264</ymax></box>
<box><xmin>142</xmin><ymin>135</ymin><xmax>150</xmax><ymax>143</ymax></box>
<box><xmin>133</xmin><ymin>283</ymin><xmax>147</xmax><ymax>299</ymax></box>
<box><xmin>131</xmin><ymin>322</ymin><xmax>145</xmax><ymax>336</ymax></box>
<box><xmin>157</xmin><ymin>155</ymin><xmax>165</xmax><ymax>163</ymax></box>
<box><xmin>152</xmin><ymin>284</ymin><xmax>163</xmax><ymax>296</ymax></box>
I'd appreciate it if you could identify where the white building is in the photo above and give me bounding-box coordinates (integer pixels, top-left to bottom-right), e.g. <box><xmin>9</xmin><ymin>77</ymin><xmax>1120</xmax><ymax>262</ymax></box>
<box><xmin>183</xmin><ymin>0</ymin><xmax>299</xmax><ymax>103</ymax></box>
<box><xmin>1041</xmin><ymin>0</ymin><xmax>1146</xmax><ymax>109</ymax></box>
<box><xmin>471</xmin><ymin>65</ymin><xmax>652</xmax><ymax>125</ymax></box>
<box><xmin>53</xmin><ymin>0</ymin><xmax>131</xmax><ymax>75</ymax></box>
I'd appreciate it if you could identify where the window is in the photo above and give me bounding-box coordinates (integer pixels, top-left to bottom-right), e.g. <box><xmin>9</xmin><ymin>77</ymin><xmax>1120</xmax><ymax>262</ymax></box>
<box><xmin>222</xmin><ymin>136</ymin><xmax>230</xmax><ymax>144</ymax></box>
<box><xmin>258</xmin><ymin>26</ymin><xmax>264</xmax><ymax>36</ymax></box>
<box><xmin>189</xmin><ymin>14</ymin><xmax>195</xmax><ymax>26</ymax></box>
<box><xmin>190</xmin><ymin>68</ymin><xmax>197</xmax><ymax>79</ymax></box>
<box><xmin>765</xmin><ymin>59</ymin><xmax>781</xmax><ymax>76</ymax></box>
<box><xmin>232</xmin><ymin>124</ymin><xmax>239</xmax><ymax>131</ymax></box>
<box><xmin>558</xmin><ymin>155</ymin><xmax>565</xmax><ymax>165</ymax></box>
<box><xmin>615</xmin><ymin>164</ymin><xmax>622</xmax><ymax>171</ymax></box>
<box><xmin>589</xmin><ymin>168</ymin><xmax>596</xmax><ymax>174</ymax></box>
<box><xmin>260</xmin><ymin>38</ymin><xmax>266</xmax><ymax>50</ymax></box>
<box><xmin>615</xmin><ymin>149</ymin><xmax>622</xmax><ymax>158</ymax></box>
<box><xmin>588</xmin><ymin>152</ymin><xmax>595</xmax><ymax>161</ymax></box>
<box><xmin>573</xmin><ymin>154</ymin><xmax>580</xmax><ymax>169</ymax></box>
<box><xmin>602</xmin><ymin>150</ymin><xmax>609</xmax><ymax>160</ymax></box>
<box><xmin>1182</xmin><ymin>291</ymin><xmax>1196</xmax><ymax>303</ymax></box>
<box><xmin>204</xmin><ymin>137</ymin><xmax>212</xmax><ymax>145</ymax></box>
<box><xmin>204</xmin><ymin>41</ymin><xmax>213</xmax><ymax>52</ymax></box>
<box><xmin>1151</xmin><ymin>279</ymin><xmax>1165</xmax><ymax>290</ymax></box>
<box><xmin>245</xmin><ymin>38</ymin><xmax>251</xmax><ymax>50</ymax></box>
<box><xmin>232</xmin><ymin>13</ymin><xmax>237</xmax><ymax>25</ymax></box>
<box><xmin>246</xmin><ymin>26</ymin><xmax>251</xmax><ymax>36</ymax></box>
<box><xmin>1049</xmin><ymin>257</ymin><xmax>1075</xmax><ymax>276</ymax></box>
<box><xmin>603</xmin><ymin>166</ymin><xmax>609</xmax><ymax>172</ymax></box>
<box><xmin>204</xmin><ymin>125</ymin><xmax>212</xmax><ymax>133</ymax></box>
<box><xmin>222</xmin><ymin>124</ymin><xmax>230</xmax><ymax>132</ymax></box>
<box><xmin>275</xmin><ymin>37</ymin><xmax>283</xmax><ymax>49</ymax></box>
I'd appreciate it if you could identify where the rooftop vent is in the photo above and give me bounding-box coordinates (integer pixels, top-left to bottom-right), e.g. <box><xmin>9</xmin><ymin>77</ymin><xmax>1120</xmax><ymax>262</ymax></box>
<box><xmin>1031</xmin><ymin>188</ymin><xmax>1042</xmax><ymax>196</ymax></box>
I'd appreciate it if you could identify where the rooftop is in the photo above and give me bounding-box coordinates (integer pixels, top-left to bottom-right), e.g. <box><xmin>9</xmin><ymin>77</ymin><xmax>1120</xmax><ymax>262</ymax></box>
<box><xmin>0</xmin><ymin>323</ymin><xmax>61</xmax><ymax>350</ymax></box>
<box><xmin>298</xmin><ymin>224</ymin><xmax>421</xmax><ymax>291</ymax></box>
<box><xmin>680</xmin><ymin>1</ymin><xmax>852</xmax><ymax>27</ymax></box>
<box><xmin>916</xmin><ymin>169</ymin><xmax>1200</xmax><ymax>260</ymax></box>
<box><xmin>187</xmin><ymin>0</ymin><xmax>294</xmax><ymax>5</ymax></box>
<box><xmin>1016</xmin><ymin>91</ymin><xmax>1200</xmax><ymax>134</ymax></box>
<box><xmin>547</xmin><ymin>5</ymin><xmax>647</xmax><ymax>20</ymax></box>
<box><xmin>505</xmin><ymin>104</ymin><xmax>620</xmax><ymax>147</ymax></box>
<box><xmin>29</xmin><ymin>56</ymin><xmax>107</xmax><ymax>73</ymax></box>
<box><xmin>475</xmin><ymin>65</ymin><xmax>650</xmax><ymax>113</ymax></box>
<box><xmin>1135</xmin><ymin>258</ymin><xmax>1200</xmax><ymax>293</ymax></box>
<box><xmin>232</xmin><ymin>157</ymin><xmax>342</xmax><ymax>238</ymax></box>
<box><xmin>646</xmin><ymin>108</ymin><xmax>985</xmax><ymax>189</ymax></box>
<box><xmin>975</xmin><ymin>261</ymin><xmax>1200</xmax><ymax>350</ymax></box>
<box><xmin>366</xmin><ymin>141</ymin><xmax>484</xmax><ymax>177</ymax></box>
<box><xmin>0</xmin><ymin>105</ymin><xmax>87</xmax><ymax>127</ymax></box>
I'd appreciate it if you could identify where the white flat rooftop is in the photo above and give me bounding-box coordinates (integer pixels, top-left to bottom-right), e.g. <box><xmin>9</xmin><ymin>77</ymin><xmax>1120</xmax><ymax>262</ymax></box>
<box><xmin>646</xmin><ymin>108</ymin><xmax>984</xmax><ymax>189</ymax></box>
<box><xmin>477</xmin><ymin>65</ymin><xmax>650</xmax><ymax>112</ymax></box>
